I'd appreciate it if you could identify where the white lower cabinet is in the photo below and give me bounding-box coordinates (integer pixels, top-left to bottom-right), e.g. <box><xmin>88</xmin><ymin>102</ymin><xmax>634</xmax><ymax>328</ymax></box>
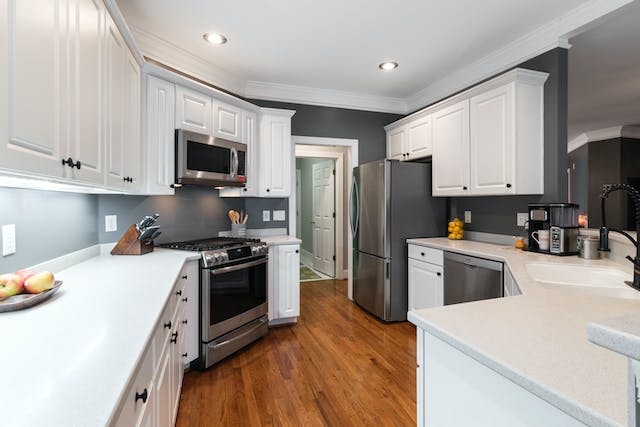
<box><xmin>111</xmin><ymin>261</ymin><xmax>196</xmax><ymax>427</ymax></box>
<box><xmin>408</xmin><ymin>245</ymin><xmax>444</xmax><ymax>313</ymax></box>
<box><xmin>268</xmin><ymin>244</ymin><xmax>300</xmax><ymax>324</ymax></box>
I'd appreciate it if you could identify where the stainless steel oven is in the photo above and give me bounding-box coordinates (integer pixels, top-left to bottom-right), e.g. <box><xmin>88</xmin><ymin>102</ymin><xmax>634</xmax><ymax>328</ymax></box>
<box><xmin>175</xmin><ymin>129</ymin><xmax>246</xmax><ymax>187</ymax></box>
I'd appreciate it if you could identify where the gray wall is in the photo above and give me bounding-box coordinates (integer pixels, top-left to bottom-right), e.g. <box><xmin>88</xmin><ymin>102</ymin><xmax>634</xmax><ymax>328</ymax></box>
<box><xmin>244</xmin><ymin>197</ymin><xmax>289</xmax><ymax>230</ymax></box>
<box><xmin>568</xmin><ymin>144</ymin><xmax>588</xmax><ymax>215</ymax></box>
<box><xmin>449</xmin><ymin>48</ymin><xmax>569</xmax><ymax>235</ymax></box>
<box><xmin>248</xmin><ymin>99</ymin><xmax>403</xmax><ymax>165</ymax></box>
<box><xmin>0</xmin><ymin>187</ymin><xmax>98</xmax><ymax>271</ymax></box>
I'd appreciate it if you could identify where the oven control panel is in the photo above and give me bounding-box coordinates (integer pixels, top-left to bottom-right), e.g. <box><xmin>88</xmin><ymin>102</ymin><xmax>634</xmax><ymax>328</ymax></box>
<box><xmin>202</xmin><ymin>243</ymin><xmax>268</xmax><ymax>268</ymax></box>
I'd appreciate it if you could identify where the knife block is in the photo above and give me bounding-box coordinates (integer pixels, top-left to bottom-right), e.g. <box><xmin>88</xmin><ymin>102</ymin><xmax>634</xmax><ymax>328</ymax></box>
<box><xmin>110</xmin><ymin>224</ymin><xmax>154</xmax><ymax>256</ymax></box>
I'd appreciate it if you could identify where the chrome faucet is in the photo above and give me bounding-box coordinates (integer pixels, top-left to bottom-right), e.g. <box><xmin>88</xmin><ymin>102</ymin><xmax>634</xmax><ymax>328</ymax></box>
<box><xmin>598</xmin><ymin>184</ymin><xmax>640</xmax><ymax>289</ymax></box>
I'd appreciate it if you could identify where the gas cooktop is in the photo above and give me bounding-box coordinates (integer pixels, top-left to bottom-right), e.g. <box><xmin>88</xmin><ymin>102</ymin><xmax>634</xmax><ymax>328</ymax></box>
<box><xmin>158</xmin><ymin>237</ymin><xmax>261</xmax><ymax>252</ymax></box>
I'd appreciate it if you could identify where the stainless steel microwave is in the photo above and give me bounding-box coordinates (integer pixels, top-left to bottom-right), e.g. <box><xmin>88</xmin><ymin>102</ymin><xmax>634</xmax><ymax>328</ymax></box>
<box><xmin>175</xmin><ymin>129</ymin><xmax>246</xmax><ymax>188</ymax></box>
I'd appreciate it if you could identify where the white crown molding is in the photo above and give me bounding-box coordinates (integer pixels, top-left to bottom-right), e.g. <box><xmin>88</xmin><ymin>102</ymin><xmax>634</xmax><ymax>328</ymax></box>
<box><xmin>405</xmin><ymin>0</ymin><xmax>633</xmax><ymax>113</ymax></box>
<box><xmin>245</xmin><ymin>80</ymin><xmax>407</xmax><ymax>114</ymax></box>
<box><xmin>129</xmin><ymin>26</ymin><xmax>246</xmax><ymax>96</ymax></box>
<box><xmin>568</xmin><ymin>125</ymin><xmax>640</xmax><ymax>152</ymax></box>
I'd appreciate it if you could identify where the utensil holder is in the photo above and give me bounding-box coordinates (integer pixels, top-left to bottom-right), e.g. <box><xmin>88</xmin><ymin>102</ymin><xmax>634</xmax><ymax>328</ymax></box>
<box><xmin>231</xmin><ymin>223</ymin><xmax>247</xmax><ymax>238</ymax></box>
<box><xmin>110</xmin><ymin>224</ymin><xmax>154</xmax><ymax>255</ymax></box>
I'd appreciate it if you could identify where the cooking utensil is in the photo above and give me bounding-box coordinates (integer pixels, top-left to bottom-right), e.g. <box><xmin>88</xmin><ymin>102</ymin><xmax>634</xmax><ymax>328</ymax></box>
<box><xmin>242</xmin><ymin>213</ymin><xmax>248</xmax><ymax>224</ymax></box>
<box><xmin>0</xmin><ymin>281</ymin><xmax>63</xmax><ymax>313</ymax></box>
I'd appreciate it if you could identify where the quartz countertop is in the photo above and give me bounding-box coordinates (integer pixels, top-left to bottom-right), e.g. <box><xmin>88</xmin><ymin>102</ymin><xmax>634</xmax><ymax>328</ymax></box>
<box><xmin>588</xmin><ymin>314</ymin><xmax>640</xmax><ymax>361</ymax></box>
<box><xmin>0</xmin><ymin>248</ymin><xmax>197</xmax><ymax>427</ymax></box>
<box><xmin>407</xmin><ymin>237</ymin><xmax>640</xmax><ymax>427</ymax></box>
<box><xmin>260</xmin><ymin>235</ymin><xmax>302</xmax><ymax>246</ymax></box>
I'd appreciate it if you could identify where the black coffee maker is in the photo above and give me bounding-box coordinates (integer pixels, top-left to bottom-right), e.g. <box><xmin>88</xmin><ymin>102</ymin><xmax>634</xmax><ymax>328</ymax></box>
<box><xmin>527</xmin><ymin>203</ymin><xmax>550</xmax><ymax>253</ymax></box>
<box><xmin>527</xmin><ymin>203</ymin><xmax>579</xmax><ymax>255</ymax></box>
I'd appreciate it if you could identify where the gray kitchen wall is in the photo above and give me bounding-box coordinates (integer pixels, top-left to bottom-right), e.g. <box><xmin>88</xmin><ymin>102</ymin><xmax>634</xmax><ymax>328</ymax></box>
<box><xmin>248</xmin><ymin>99</ymin><xmax>403</xmax><ymax>165</ymax></box>
<box><xmin>449</xmin><ymin>48</ymin><xmax>569</xmax><ymax>236</ymax></box>
<box><xmin>0</xmin><ymin>187</ymin><xmax>98</xmax><ymax>272</ymax></box>
<box><xmin>244</xmin><ymin>197</ymin><xmax>289</xmax><ymax>230</ymax></box>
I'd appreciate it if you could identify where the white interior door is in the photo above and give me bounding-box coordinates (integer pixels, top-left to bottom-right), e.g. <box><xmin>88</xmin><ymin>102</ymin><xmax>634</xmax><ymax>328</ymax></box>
<box><xmin>312</xmin><ymin>160</ymin><xmax>335</xmax><ymax>276</ymax></box>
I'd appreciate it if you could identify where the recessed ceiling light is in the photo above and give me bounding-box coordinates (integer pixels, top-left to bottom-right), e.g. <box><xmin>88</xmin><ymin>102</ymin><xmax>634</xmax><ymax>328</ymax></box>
<box><xmin>203</xmin><ymin>32</ymin><xmax>228</xmax><ymax>45</ymax></box>
<box><xmin>379</xmin><ymin>61</ymin><xmax>398</xmax><ymax>71</ymax></box>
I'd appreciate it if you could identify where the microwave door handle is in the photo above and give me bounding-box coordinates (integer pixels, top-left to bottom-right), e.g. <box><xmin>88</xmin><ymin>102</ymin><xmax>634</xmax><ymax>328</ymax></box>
<box><xmin>230</xmin><ymin>148</ymin><xmax>238</xmax><ymax>178</ymax></box>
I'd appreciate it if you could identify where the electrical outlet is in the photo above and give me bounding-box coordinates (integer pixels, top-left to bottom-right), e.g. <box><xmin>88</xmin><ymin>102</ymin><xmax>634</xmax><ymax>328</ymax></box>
<box><xmin>273</xmin><ymin>210</ymin><xmax>286</xmax><ymax>221</ymax></box>
<box><xmin>517</xmin><ymin>213</ymin><xmax>528</xmax><ymax>227</ymax></box>
<box><xmin>262</xmin><ymin>210</ymin><xmax>271</xmax><ymax>222</ymax></box>
<box><xmin>464</xmin><ymin>211</ymin><xmax>472</xmax><ymax>223</ymax></box>
<box><xmin>2</xmin><ymin>224</ymin><xmax>16</xmax><ymax>256</ymax></box>
<box><xmin>105</xmin><ymin>215</ymin><xmax>118</xmax><ymax>232</ymax></box>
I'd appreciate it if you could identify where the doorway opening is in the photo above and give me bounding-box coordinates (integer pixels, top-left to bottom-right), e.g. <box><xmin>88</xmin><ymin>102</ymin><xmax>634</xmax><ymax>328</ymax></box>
<box><xmin>296</xmin><ymin>157</ymin><xmax>336</xmax><ymax>281</ymax></box>
<box><xmin>290</xmin><ymin>136</ymin><xmax>358</xmax><ymax>299</ymax></box>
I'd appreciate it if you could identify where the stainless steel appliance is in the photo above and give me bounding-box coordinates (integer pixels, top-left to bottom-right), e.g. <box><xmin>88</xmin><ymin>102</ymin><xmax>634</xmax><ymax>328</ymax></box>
<box><xmin>443</xmin><ymin>252</ymin><xmax>503</xmax><ymax>305</ymax></box>
<box><xmin>174</xmin><ymin>129</ymin><xmax>246</xmax><ymax>188</ymax></box>
<box><xmin>350</xmin><ymin>160</ymin><xmax>446</xmax><ymax>322</ymax></box>
<box><xmin>159</xmin><ymin>237</ymin><xmax>268</xmax><ymax>369</ymax></box>
<box><xmin>527</xmin><ymin>203</ymin><xmax>579</xmax><ymax>255</ymax></box>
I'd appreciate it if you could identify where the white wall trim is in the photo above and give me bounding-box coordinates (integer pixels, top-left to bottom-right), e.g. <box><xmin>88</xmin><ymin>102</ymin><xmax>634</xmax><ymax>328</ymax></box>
<box><xmin>245</xmin><ymin>80</ymin><xmax>407</xmax><ymax>114</ymax></box>
<box><xmin>567</xmin><ymin>125</ymin><xmax>640</xmax><ymax>152</ymax></box>
<box><xmin>130</xmin><ymin>26</ymin><xmax>246</xmax><ymax>95</ymax></box>
<box><xmin>291</xmin><ymin>136</ymin><xmax>358</xmax><ymax>300</ymax></box>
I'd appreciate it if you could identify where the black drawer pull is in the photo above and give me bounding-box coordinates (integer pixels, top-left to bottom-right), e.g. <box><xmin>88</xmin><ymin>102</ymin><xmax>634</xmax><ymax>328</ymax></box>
<box><xmin>181</xmin><ymin>275</ymin><xmax>188</xmax><ymax>279</ymax></box>
<box><xmin>462</xmin><ymin>186</ymin><xmax>468</xmax><ymax>190</ymax></box>
<box><xmin>436</xmin><ymin>272</ymin><xmax>442</xmax><ymax>276</ymax></box>
<box><xmin>182</xmin><ymin>319</ymin><xmax>188</xmax><ymax>325</ymax></box>
<box><xmin>506</xmin><ymin>183</ymin><xmax>512</xmax><ymax>188</ymax></box>
<box><xmin>182</xmin><ymin>353</ymin><xmax>188</xmax><ymax>358</ymax></box>
<box><xmin>135</xmin><ymin>388</ymin><xmax>148</xmax><ymax>403</ymax></box>
<box><xmin>163</xmin><ymin>321</ymin><xmax>172</xmax><ymax>329</ymax></box>
<box><xmin>176</xmin><ymin>290</ymin><xmax>182</xmax><ymax>296</ymax></box>
<box><xmin>171</xmin><ymin>332</ymin><xmax>178</xmax><ymax>344</ymax></box>
<box><xmin>62</xmin><ymin>157</ymin><xmax>81</xmax><ymax>169</ymax></box>
<box><xmin>182</xmin><ymin>297</ymin><xmax>188</xmax><ymax>302</ymax></box>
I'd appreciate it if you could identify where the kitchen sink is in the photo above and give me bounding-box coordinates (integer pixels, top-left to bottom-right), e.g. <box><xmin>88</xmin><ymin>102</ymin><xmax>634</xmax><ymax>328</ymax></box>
<box><xmin>525</xmin><ymin>262</ymin><xmax>640</xmax><ymax>299</ymax></box>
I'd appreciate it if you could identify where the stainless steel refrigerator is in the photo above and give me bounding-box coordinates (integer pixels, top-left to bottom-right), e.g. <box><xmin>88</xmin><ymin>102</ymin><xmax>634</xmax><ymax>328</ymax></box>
<box><xmin>350</xmin><ymin>160</ymin><xmax>446</xmax><ymax>321</ymax></box>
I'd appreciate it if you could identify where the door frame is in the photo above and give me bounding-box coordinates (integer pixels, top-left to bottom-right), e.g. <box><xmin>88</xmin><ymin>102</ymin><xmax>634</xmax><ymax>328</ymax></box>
<box><xmin>311</xmin><ymin>159</ymin><xmax>336</xmax><ymax>276</ymax></box>
<box><xmin>290</xmin><ymin>136</ymin><xmax>358</xmax><ymax>300</ymax></box>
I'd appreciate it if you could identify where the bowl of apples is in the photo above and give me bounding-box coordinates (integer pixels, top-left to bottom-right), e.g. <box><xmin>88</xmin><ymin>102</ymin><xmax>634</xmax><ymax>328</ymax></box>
<box><xmin>0</xmin><ymin>269</ymin><xmax>62</xmax><ymax>312</ymax></box>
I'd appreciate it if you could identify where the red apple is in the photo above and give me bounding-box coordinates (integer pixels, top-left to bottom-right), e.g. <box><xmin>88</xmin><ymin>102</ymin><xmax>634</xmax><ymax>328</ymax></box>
<box><xmin>24</xmin><ymin>271</ymin><xmax>55</xmax><ymax>294</ymax></box>
<box><xmin>0</xmin><ymin>273</ymin><xmax>24</xmax><ymax>298</ymax></box>
<box><xmin>14</xmin><ymin>269</ymin><xmax>36</xmax><ymax>282</ymax></box>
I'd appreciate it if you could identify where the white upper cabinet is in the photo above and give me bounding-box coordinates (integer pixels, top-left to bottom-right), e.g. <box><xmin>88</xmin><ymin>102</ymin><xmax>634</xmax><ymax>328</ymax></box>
<box><xmin>385</xmin><ymin>113</ymin><xmax>433</xmax><ymax>161</ymax></box>
<box><xmin>124</xmin><ymin>50</ymin><xmax>141</xmax><ymax>192</ymax></box>
<box><xmin>470</xmin><ymin>83</ymin><xmax>515</xmax><ymax>195</ymax></box>
<box><xmin>144</xmin><ymin>75</ymin><xmax>175</xmax><ymax>195</ymax></box>
<box><xmin>432</xmin><ymin>99</ymin><xmax>470</xmax><ymax>196</ymax></box>
<box><xmin>258</xmin><ymin>108</ymin><xmax>295</xmax><ymax>197</ymax></box>
<box><xmin>0</xmin><ymin>0</ymin><xmax>67</xmax><ymax>179</ymax></box>
<box><xmin>386</xmin><ymin>127</ymin><xmax>406</xmax><ymax>161</ymax></box>
<box><xmin>407</xmin><ymin>114</ymin><xmax>433</xmax><ymax>160</ymax></box>
<box><xmin>213</xmin><ymin>100</ymin><xmax>242</xmax><ymax>142</ymax></box>
<box><xmin>175</xmin><ymin>86</ymin><xmax>212</xmax><ymax>134</ymax></box>
<box><xmin>105</xmin><ymin>18</ymin><xmax>126</xmax><ymax>189</ymax></box>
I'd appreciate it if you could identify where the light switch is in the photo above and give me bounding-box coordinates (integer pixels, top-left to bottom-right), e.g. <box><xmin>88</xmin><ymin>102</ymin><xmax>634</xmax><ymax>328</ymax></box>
<box><xmin>2</xmin><ymin>224</ymin><xmax>16</xmax><ymax>256</ymax></box>
<box><xmin>517</xmin><ymin>213</ymin><xmax>528</xmax><ymax>227</ymax></box>
<box><xmin>105</xmin><ymin>215</ymin><xmax>118</xmax><ymax>232</ymax></box>
<box><xmin>273</xmin><ymin>210</ymin><xmax>286</xmax><ymax>221</ymax></box>
<box><xmin>262</xmin><ymin>210</ymin><xmax>271</xmax><ymax>222</ymax></box>
<box><xmin>464</xmin><ymin>211</ymin><xmax>471</xmax><ymax>223</ymax></box>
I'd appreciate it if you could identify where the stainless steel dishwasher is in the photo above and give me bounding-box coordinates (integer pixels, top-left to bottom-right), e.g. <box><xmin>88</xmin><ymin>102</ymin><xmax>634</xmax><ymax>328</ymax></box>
<box><xmin>444</xmin><ymin>251</ymin><xmax>503</xmax><ymax>305</ymax></box>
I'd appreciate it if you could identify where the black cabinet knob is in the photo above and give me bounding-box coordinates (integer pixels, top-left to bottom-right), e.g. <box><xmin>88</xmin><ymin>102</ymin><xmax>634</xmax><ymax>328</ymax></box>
<box><xmin>463</xmin><ymin>186</ymin><xmax>468</xmax><ymax>190</ymax></box>
<box><xmin>266</xmin><ymin>188</ymin><xmax>270</xmax><ymax>192</ymax></box>
<box><xmin>295</xmin><ymin>249</ymin><xmax>299</xmax><ymax>253</ymax></box>
<box><xmin>176</xmin><ymin>290</ymin><xmax>182</xmax><ymax>296</ymax></box>
<box><xmin>406</xmin><ymin>153</ymin><xmax>409</xmax><ymax>156</ymax></box>
<box><xmin>163</xmin><ymin>321</ymin><xmax>172</xmax><ymax>329</ymax></box>
<box><xmin>181</xmin><ymin>275</ymin><xmax>188</xmax><ymax>280</ymax></box>
<box><xmin>421</xmin><ymin>252</ymin><xmax>425</xmax><ymax>256</ymax></box>
<box><xmin>171</xmin><ymin>332</ymin><xmax>178</xmax><ymax>344</ymax></box>
<box><xmin>135</xmin><ymin>388</ymin><xmax>148</xmax><ymax>403</ymax></box>
<box><xmin>506</xmin><ymin>183</ymin><xmax>512</xmax><ymax>188</ymax></box>
<box><xmin>182</xmin><ymin>353</ymin><xmax>188</xmax><ymax>358</ymax></box>
<box><xmin>243</xmin><ymin>188</ymin><xmax>247</xmax><ymax>192</ymax></box>
<box><xmin>61</xmin><ymin>157</ymin><xmax>81</xmax><ymax>169</ymax></box>
<box><xmin>437</xmin><ymin>272</ymin><xmax>442</xmax><ymax>276</ymax></box>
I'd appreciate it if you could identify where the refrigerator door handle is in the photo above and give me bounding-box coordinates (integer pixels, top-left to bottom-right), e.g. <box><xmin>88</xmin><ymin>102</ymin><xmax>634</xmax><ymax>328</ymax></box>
<box><xmin>349</xmin><ymin>178</ymin><xmax>360</xmax><ymax>236</ymax></box>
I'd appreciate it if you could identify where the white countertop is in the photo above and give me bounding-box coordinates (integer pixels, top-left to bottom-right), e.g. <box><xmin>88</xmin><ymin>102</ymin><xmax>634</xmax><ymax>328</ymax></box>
<box><xmin>407</xmin><ymin>237</ymin><xmax>640</xmax><ymax>427</ymax></box>
<box><xmin>0</xmin><ymin>248</ymin><xmax>197</xmax><ymax>427</ymax></box>
<box><xmin>260</xmin><ymin>235</ymin><xmax>301</xmax><ymax>246</ymax></box>
<box><xmin>589</xmin><ymin>314</ymin><xmax>640</xmax><ymax>361</ymax></box>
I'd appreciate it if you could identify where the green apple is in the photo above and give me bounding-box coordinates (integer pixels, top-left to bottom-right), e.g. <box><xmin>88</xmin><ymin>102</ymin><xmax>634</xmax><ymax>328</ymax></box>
<box><xmin>0</xmin><ymin>273</ymin><xmax>24</xmax><ymax>298</ymax></box>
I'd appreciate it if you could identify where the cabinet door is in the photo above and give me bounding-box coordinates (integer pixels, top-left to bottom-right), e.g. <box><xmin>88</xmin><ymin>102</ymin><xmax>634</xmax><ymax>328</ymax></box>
<box><xmin>407</xmin><ymin>115</ymin><xmax>432</xmax><ymax>160</ymax></box>
<box><xmin>432</xmin><ymin>99</ymin><xmax>470</xmax><ymax>196</ymax></box>
<box><xmin>219</xmin><ymin>111</ymin><xmax>257</xmax><ymax>198</ymax></box>
<box><xmin>0</xmin><ymin>0</ymin><xmax>67</xmax><ymax>179</ymax></box>
<box><xmin>260</xmin><ymin>114</ymin><xmax>292</xmax><ymax>197</ymax></box>
<box><xmin>124</xmin><ymin>50</ymin><xmax>141</xmax><ymax>192</ymax></box>
<box><xmin>145</xmin><ymin>76</ymin><xmax>175</xmax><ymax>195</ymax></box>
<box><xmin>267</xmin><ymin>246</ymin><xmax>278</xmax><ymax>321</ymax></box>
<box><xmin>105</xmin><ymin>18</ymin><xmax>126</xmax><ymax>188</ymax></box>
<box><xmin>175</xmin><ymin>86</ymin><xmax>212</xmax><ymax>134</ymax></box>
<box><xmin>470</xmin><ymin>83</ymin><xmax>514</xmax><ymax>195</ymax></box>
<box><xmin>408</xmin><ymin>259</ymin><xmax>443</xmax><ymax>311</ymax></box>
<box><xmin>155</xmin><ymin>345</ymin><xmax>172</xmax><ymax>427</ymax></box>
<box><xmin>213</xmin><ymin>100</ymin><xmax>242</xmax><ymax>142</ymax></box>
<box><xmin>386</xmin><ymin>127</ymin><xmax>406</xmax><ymax>160</ymax></box>
<box><xmin>68</xmin><ymin>0</ymin><xmax>105</xmax><ymax>185</ymax></box>
<box><xmin>278</xmin><ymin>245</ymin><xmax>300</xmax><ymax>318</ymax></box>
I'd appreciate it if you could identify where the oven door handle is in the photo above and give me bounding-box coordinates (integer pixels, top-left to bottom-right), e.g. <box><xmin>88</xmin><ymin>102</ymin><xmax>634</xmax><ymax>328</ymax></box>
<box><xmin>211</xmin><ymin>258</ymin><xmax>268</xmax><ymax>275</ymax></box>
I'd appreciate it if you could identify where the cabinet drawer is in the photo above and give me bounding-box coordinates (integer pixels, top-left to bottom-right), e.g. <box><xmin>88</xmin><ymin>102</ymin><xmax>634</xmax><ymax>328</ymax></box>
<box><xmin>408</xmin><ymin>245</ymin><xmax>443</xmax><ymax>265</ymax></box>
<box><xmin>152</xmin><ymin>299</ymin><xmax>174</xmax><ymax>371</ymax></box>
<box><xmin>113</xmin><ymin>346</ymin><xmax>154</xmax><ymax>427</ymax></box>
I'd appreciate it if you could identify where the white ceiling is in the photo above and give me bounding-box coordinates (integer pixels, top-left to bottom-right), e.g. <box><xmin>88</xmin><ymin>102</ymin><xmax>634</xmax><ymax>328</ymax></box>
<box><xmin>568</xmin><ymin>1</ymin><xmax>640</xmax><ymax>141</ymax></box>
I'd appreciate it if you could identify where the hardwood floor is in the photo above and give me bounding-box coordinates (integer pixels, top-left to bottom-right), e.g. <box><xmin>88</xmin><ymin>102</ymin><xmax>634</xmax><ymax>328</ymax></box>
<box><xmin>176</xmin><ymin>280</ymin><xmax>416</xmax><ymax>427</ymax></box>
